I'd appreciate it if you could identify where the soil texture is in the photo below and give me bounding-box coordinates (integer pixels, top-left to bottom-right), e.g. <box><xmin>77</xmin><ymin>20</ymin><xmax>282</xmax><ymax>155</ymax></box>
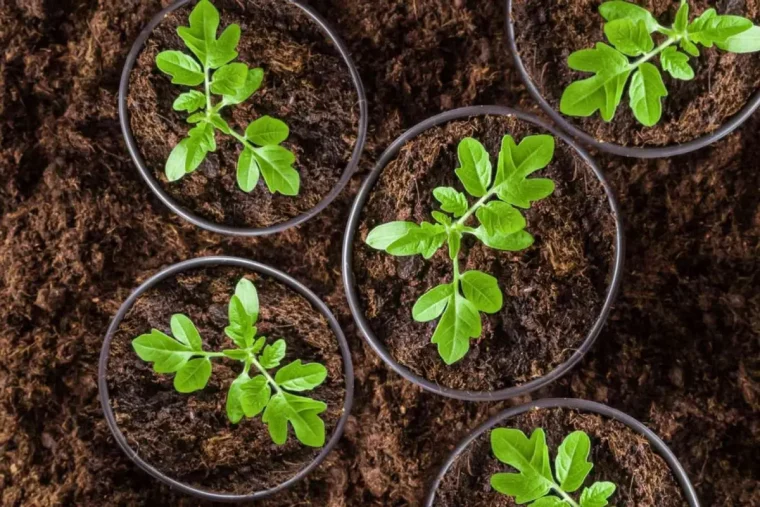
<box><xmin>353</xmin><ymin>115</ymin><xmax>617</xmax><ymax>392</ymax></box>
<box><xmin>435</xmin><ymin>408</ymin><xmax>686</xmax><ymax>506</ymax></box>
<box><xmin>512</xmin><ymin>0</ymin><xmax>760</xmax><ymax>147</ymax></box>
<box><xmin>0</xmin><ymin>0</ymin><xmax>758</xmax><ymax>505</ymax></box>
<box><xmin>128</xmin><ymin>0</ymin><xmax>360</xmax><ymax>229</ymax></box>
<box><xmin>106</xmin><ymin>265</ymin><xmax>346</xmax><ymax>494</ymax></box>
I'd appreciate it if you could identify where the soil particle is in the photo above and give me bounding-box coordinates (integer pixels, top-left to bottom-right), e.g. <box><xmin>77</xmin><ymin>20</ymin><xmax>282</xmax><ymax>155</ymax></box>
<box><xmin>106</xmin><ymin>266</ymin><xmax>346</xmax><ymax>494</ymax></box>
<box><xmin>434</xmin><ymin>408</ymin><xmax>686</xmax><ymax>507</ymax></box>
<box><xmin>354</xmin><ymin>115</ymin><xmax>617</xmax><ymax>391</ymax></box>
<box><xmin>512</xmin><ymin>0</ymin><xmax>760</xmax><ymax>147</ymax></box>
<box><xmin>128</xmin><ymin>0</ymin><xmax>360</xmax><ymax>229</ymax></box>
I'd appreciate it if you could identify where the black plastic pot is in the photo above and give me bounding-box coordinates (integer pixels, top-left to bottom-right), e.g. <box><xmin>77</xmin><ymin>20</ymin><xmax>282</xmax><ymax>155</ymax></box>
<box><xmin>119</xmin><ymin>0</ymin><xmax>368</xmax><ymax>236</ymax></box>
<box><xmin>98</xmin><ymin>256</ymin><xmax>354</xmax><ymax>502</ymax></box>
<box><xmin>505</xmin><ymin>0</ymin><xmax>760</xmax><ymax>159</ymax></box>
<box><xmin>342</xmin><ymin>105</ymin><xmax>625</xmax><ymax>402</ymax></box>
<box><xmin>425</xmin><ymin>398</ymin><xmax>701</xmax><ymax>506</ymax></box>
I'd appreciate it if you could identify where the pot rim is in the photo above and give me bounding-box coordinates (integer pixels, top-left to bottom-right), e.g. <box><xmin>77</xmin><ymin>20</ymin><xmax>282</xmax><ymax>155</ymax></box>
<box><xmin>119</xmin><ymin>0</ymin><xmax>369</xmax><ymax>236</ymax></box>
<box><xmin>424</xmin><ymin>397</ymin><xmax>700</xmax><ymax>506</ymax></box>
<box><xmin>97</xmin><ymin>256</ymin><xmax>355</xmax><ymax>502</ymax></box>
<box><xmin>505</xmin><ymin>0</ymin><xmax>760</xmax><ymax>159</ymax></box>
<box><xmin>341</xmin><ymin>105</ymin><xmax>626</xmax><ymax>402</ymax></box>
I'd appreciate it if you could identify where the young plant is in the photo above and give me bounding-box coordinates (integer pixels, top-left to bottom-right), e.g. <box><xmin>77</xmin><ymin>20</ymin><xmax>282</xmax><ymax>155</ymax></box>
<box><xmin>365</xmin><ymin>135</ymin><xmax>555</xmax><ymax>365</ymax></box>
<box><xmin>132</xmin><ymin>278</ymin><xmax>328</xmax><ymax>447</ymax></box>
<box><xmin>156</xmin><ymin>0</ymin><xmax>299</xmax><ymax>195</ymax></box>
<box><xmin>560</xmin><ymin>0</ymin><xmax>760</xmax><ymax>127</ymax></box>
<box><xmin>490</xmin><ymin>428</ymin><xmax>617</xmax><ymax>507</ymax></box>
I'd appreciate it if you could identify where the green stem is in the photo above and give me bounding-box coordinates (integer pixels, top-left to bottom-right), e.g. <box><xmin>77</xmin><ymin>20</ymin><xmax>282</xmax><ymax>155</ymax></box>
<box><xmin>551</xmin><ymin>486</ymin><xmax>581</xmax><ymax>507</ymax></box>
<box><xmin>204</xmin><ymin>65</ymin><xmax>212</xmax><ymax>111</ymax></box>
<box><xmin>627</xmin><ymin>36</ymin><xmax>680</xmax><ymax>69</ymax></box>
<box><xmin>456</xmin><ymin>188</ymin><xmax>497</xmax><ymax>226</ymax></box>
<box><xmin>451</xmin><ymin>252</ymin><xmax>461</xmax><ymax>294</ymax></box>
<box><xmin>198</xmin><ymin>351</ymin><xmax>225</xmax><ymax>358</ymax></box>
<box><xmin>248</xmin><ymin>353</ymin><xmax>283</xmax><ymax>394</ymax></box>
<box><xmin>228</xmin><ymin>129</ymin><xmax>258</xmax><ymax>154</ymax></box>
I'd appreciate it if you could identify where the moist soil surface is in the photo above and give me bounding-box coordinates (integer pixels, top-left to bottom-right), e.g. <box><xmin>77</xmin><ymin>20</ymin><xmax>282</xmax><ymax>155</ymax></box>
<box><xmin>512</xmin><ymin>0</ymin><xmax>760</xmax><ymax>148</ymax></box>
<box><xmin>353</xmin><ymin>115</ymin><xmax>617</xmax><ymax>392</ymax></box>
<box><xmin>128</xmin><ymin>0</ymin><xmax>360</xmax><ymax>229</ymax></box>
<box><xmin>434</xmin><ymin>408</ymin><xmax>685</xmax><ymax>506</ymax></box>
<box><xmin>1</xmin><ymin>0</ymin><xmax>758</xmax><ymax>506</ymax></box>
<box><xmin>106</xmin><ymin>265</ymin><xmax>346</xmax><ymax>495</ymax></box>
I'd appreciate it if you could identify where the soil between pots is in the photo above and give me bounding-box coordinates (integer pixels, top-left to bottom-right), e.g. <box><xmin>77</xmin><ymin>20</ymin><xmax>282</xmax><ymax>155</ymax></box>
<box><xmin>511</xmin><ymin>0</ymin><xmax>760</xmax><ymax>148</ymax></box>
<box><xmin>433</xmin><ymin>407</ymin><xmax>687</xmax><ymax>506</ymax></box>
<box><xmin>105</xmin><ymin>265</ymin><xmax>346</xmax><ymax>495</ymax></box>
<box><xmin>127</xmin><ymin>0</ymin><xmax>360</xmax><ymax>229</ymax></box>
<box><xmin>353</xmin><ymin>115</ymin><xmax>617</xmax><ymax>392</ymax></box>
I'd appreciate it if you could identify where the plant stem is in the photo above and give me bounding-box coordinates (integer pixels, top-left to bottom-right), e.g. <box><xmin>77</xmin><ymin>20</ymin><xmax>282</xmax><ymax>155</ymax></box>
<box><xmin>551</xmin><ymin>486</ymin><xmax>581</xmax><ymax>507</ymax></box>
<box><xmin>248</xmin><ymin>353</ymin><xmax>283</xmax><ymax>394</ymax></box>
<box><xmin>198</xmin><ymin>351</ymin><xmax>226</xmax><ymax>358</ymax></box>
<box><xmin>228</xmin><ymin>129</ymin><xmax>259</xmax><ymax>155</ymax></box>
<box><xmin>204</xmin><ymin>64</ymin><xmax>212</xmax><ymax>111</ymax></box>
<box><xmin>628</xmin><ymin>35</ymin><xmax>680</xmax><ymax>69</ymax></box>
<box><xmin>456</xmin><ymin>188</ymin><xmax>497</xmax><ymax>226</ymax></box>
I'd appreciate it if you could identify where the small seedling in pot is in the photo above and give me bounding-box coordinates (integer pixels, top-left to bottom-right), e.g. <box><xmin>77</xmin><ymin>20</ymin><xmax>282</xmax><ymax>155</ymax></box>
<box><xmin>132</xmin><ymin>278</ymin><xmax>328</xmax><ymax>447</ymax></box>
<box><xmin>490</xmin><ymin>428</ymin><xmax>617</xmax><ymax>506</ymax></box>
<box><xmin>561</xmin><ymin>0</ymin><xmax>760</xmax><ymax>127</ymax></box>
<box><xmin>155</xmin><ymin>0</ymin><xmax>299</xmax><ymax>195</ymax></box>
<box><xmin>365</xmin><ymin>134</ymin><xmax>555</xmax><ymax>365</ymax></box>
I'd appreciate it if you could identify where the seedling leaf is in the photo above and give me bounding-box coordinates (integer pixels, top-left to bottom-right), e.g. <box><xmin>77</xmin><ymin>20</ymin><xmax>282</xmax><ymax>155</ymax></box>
<box><xmin>456</xmin><ymin>137</ymin><xmax>492</xmax><ymax>197</ymax></box>
<box><xmin>132</xmin><ymin>330</ymin><xmax>193</xmax><ymax>373</ymax></box>
<box><xmin>433</xmin><ymin>187</ymin><xmax>469</xmax><ymax>217</ymax></box>
<box><xmin>254</xmin><ymin>145</ymin><xmax>300</xmax><ymax>196</ymax></box>
<box><xmin>260</xmin><ymin>339</ymin><xmax>286</xmax><ymax>369</ymax></box>
<box><xmin>431</xmin><ymin>293</ymin><xmax>481</xmax><ymax>365</ymax></box>
<box><xmin>275</xmin><ymin>360</ymin><xmax>328</xmax><ymax>391</ymax></box>
<box><xmin>173</xmin><ymin>90</ymin><xmax>206</xmax><ymax>112</ymax></box>
<box><xmin>490</xmin><ymin>428</ymin><xmax>553</xmax><ymax>503</ymax></box>
<box><xmin>246</xmin><ymin>116</ymin><xmax>290</xmax><ymax>146</ymax></box>
<box><xmin>629</xmin><ymin>62</ymin><xmax>667</xmax><ymax>127</ymax></box>
<box><xmin>156</xmin><ymin>51</ymin><xmax>205</xmax><ymax>86</ymax></box>
<box><xmin>460</xmin><ymin>271</ymin><xmax>503</xmax><ymax>314</ymax></box>
<box><xmin>412</xmin><ymin>283</ymin><xmax>453</xmax><ymax>322</ymax></box>
<box><xmin>237</xmin><ymin>147</ymin><xmax>260</xmax><ymax>192</ymax></box>
<box><xmin>262</xmin><ymin>392</ymin><xmax>327</xmax><ymax>447</ymax></box>
<box><xmin>170</xmin><ymin>314</ymin><xmax>203</xmax><ymax>351</ymax></box>
<box><xmin>579</xmin><ymin>482</ymin><xmax>617</xmax><ymax>507</ymax></box>
<box><xmin>555</xmin><ymin>431</ymin><xmax>594</xmax><ymax>492</ymax></box>
<box><xmin>174</xmin><ymin>357</ymin><xmax>212</xmax><ymax>393</ymax></box>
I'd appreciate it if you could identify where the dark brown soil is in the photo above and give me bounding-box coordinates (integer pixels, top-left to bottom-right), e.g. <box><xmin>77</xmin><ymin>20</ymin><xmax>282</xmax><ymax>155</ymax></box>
<box><xmin>128</xmin><ymin>0</ymin><xmax>360</xmax><ymax>229</ymax></box>
<box><xmin>434</xmin><ymin>407</ymin><xmax>686</xmax><ymax>506</ymax></box>
<box><xmin>353</xmin><ymin>115</ymin><xmax>617</xmax><ymax>391</ymax></box>
<box><xmin>106</xmin><ymin>265</ymin><xmax>346</xmax><ymax>494</ymax></box>
<box><xmin>1</xmin><ymin>0</ymin><xmax>759</xmax><ymax>505</ymax></box>
<box><xmin>512</xmin><ymin>0</ymin><xmax>760</xmax><ymax>147</ymax></box>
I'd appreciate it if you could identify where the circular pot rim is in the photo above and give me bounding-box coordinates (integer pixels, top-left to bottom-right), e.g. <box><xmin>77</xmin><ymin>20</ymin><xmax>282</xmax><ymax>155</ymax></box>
<box><xmin>424</xmin><ymin>397</ymin><xmax>700</xmax><ymax>507</ymax></box>
<box><xmin>97</xmin><ymin>256</ymin><xmax>355</xmax><ymax>502</ymax></box>
<box><xmin>119</xmin><ymin>0</ymin><xmax>369</xmax><ymax>237</ymax></box>
<box><xmin>505</xmin><ymin>0</ymin><xmax>760</xmax><ymax>159</ymax></box>
<box><xmin>341</xmin><ymin>105</ymin><xmax>626</xmax><ymax>402</ymax></box>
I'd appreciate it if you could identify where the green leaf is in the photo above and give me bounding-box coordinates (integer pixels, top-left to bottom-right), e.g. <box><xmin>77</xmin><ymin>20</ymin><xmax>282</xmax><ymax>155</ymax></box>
<box><xmin>246</xmin><ymin>116</ymin><xmax>290</xmax><ymax>146</ymax></box>
<box><xmin>680</xmin><ymin>38</ymin><xmax>700</xmax><ymax>56</ymax></box>
<box><xmin>474</xmin><ymin>228</ymin><xmax>535</xmax><ymax>252</ymax></box>
<box><xmin>431</xmin><ymin>293</ymin><xmax>481</xmax><ymax>365</ymax></box>
<box><xmin>689</xmin><ymin>11</ymin><xmax>752</xmax><ymax>47</ymax></box>
<box><xmin>476</xmin><ymin>201</ymin><xmax>526</xmax><ymax>236</ymax></box>
<box><xmin>629</xmin><ymin>62</ymin><xmax>668</xmax><ymax>127</ymax></box>
<box><xmin>224</xmin><ymin>67</ymin><xmax>264</xmax><ymax>105</ymax></box>
<box><xmin>226</xmin><ymin>373</ymin><xmax>248</xmax><ymax>423</ymax></box>
<box><xmin>674</xmin><ymin>2</ymin><xmax>689</xmax><ymax>33</ymax></box>
<box><xmin>579</xmin><ymin>482</ymin><xmax>617</xmax><ymax>507</ymax></box>
<box><xmin>386</xmin><ymin>222</ymin><xmax>446</xmax><ymax>259</ymax></box>
<box><xmin>187</xmin><ymin>112</ymin><xmax>206</xmax><ymax>124</ymax></box>
<box><xmin>433</xmin><ymin>187</ymin><xmax>468</xmax><ymax>217</ymax></box>
<box><xmin>260</xmin><ymin>338</ymin><xmax>286</xmax><ymax>369</ymax></box>
<box><xmin>561</xmin><ymin>43</ymin><xmax>631</xmax><ymax>122</ymax></box>
<box><xmin>432</xmin><ymin>211</ymin><xmax>452</xmax><ymax>225</ymax></box>
<box><xmin>661</xmin><ymin>47</ymin><xmax>694</xmax><ymax>80</ymax></box>
<box><xmin>262</xmin><ymin>392</ymin><xmax>327</xmax><ymax>447</ymax></box>
<box><xmin>165</xmin><ymin>135</ymin><xmax>208</xmax><ymax>181</ymax></box>
<box><xmin>490</xmin><ymin>428</ymin><xmax>553</xmax><ymax>503</ymax></box>
<box><xmin>365</xmin><ymin>221</ymin><xmax>418</xmax><ymax>251</ymax></box>
<box><xmin>275</xmin><ymin>360</ymin><xmax>328</xmax><ymax>391</ymax></box>
<box><xmin>237</xmin><ymin>147</ymin><xmax>260</xmax><ymax>192</ymax></box>
<box><xmin>254</xmin><ymin>145</ymin><xmax>300</xmax><ymax>196</ymax></box>
<box><xmin>460</xmin><ymin>271</ymin><xmax>503</xmax><ymax>314</ymax></box>
<box><xmin>448</xmin><ymin>230</ymin><xmax>462</xmax><ymax>260</ymax></box>
<box><xmin>496</xmin><ymin>134</ymin><xmax>555</xmax><ymax>183</ymax></box>
<box><xmin>177</xmin><ymin>0</ymin><xmax>220</xmax><ymax>66</ymax></box>
<box><xmin>455</xmin><ymin>138</ymin><xmax>492</xmax><ymax>197</ymax></box>
<box><xmin>173</xmin><ymin>357</ymin><xmax>212</xmax><ymax>393</ymax></box>
<box><xmin>251</xmin><ymin>336</ymin><xmax>266</xmax><ymax>354</ymax></box>
<box><xmin>173</xmin><ymin>90</ymin><xmax>206</xmax><ymax>112</ymax></box>
<box><xmin>717</xmin><ymin>25</ymin><xmax>760</xmax><ymax>53</ymax></box>
<box><xmin>188</xmin><ymin>122</ymin><xmax>216</xmax><ymax>152</ymax></box>
<box><xmin>531</xmin><ymin>498</ymin><xmax>567</xmax><ymax>507</ymax></box>
<box><xmin>208</xmin><ymin>113</ymin><xmax>230</xmax><ymax>134</ymax></box>
<box><xmin>235</xmin><ymin>278</ymin><xmax>259</xmax><ymax>321</ymax></box>
<box><xmin>222</xmin><ymin>349</ymin><xmax>249</xmax><ymax>360</ymax></box>
<box><xmin>240</xmin><ymin>375</ymin><xmax>271</xmax><ymax>418</ymax></box>
<box><xmin>132</xmin><ymin>330</ymin><xmax>194</xmax><ymax>373</ymax></box>
<box><xmin>208</xmin><ymin>24</ymin><xmax>240</xmax><ymax>68</ymax></box>
<box><xmin>225</xmin><ymin>295</ymin><xmax>253</xmax><ymax>348</ymax></box>
<box><xmin>170</xmin><ymin>314</ymin><xmax>203</xmax><ymax>351</ymax></box>
<box><xmin>412</xmin><ymin>283</ymin><xmax>453</xmax><ymax>322</ymax></box>
<box><xmin>555</xmin><ymin>431</ymin><xmax>594</xmax><ymax>492</ymax></box>
<box><xmin>210</xmin><ymin>63</ymin><xmax>248</xmax><ymax>95</ymax></box>
<box><xmin>156</xmin><ymin>51</ymin><xmax>204</xmax><ymax>86</ymax></box>
<box><xmin>599</xmin><ymin>1</ymin><xmax>658</xmax><ymax>32</ymax></box>
<box><xmin>604</xmin><ymin>18</ymin><xmax>653</xmax><ymax>56</ymax></box>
